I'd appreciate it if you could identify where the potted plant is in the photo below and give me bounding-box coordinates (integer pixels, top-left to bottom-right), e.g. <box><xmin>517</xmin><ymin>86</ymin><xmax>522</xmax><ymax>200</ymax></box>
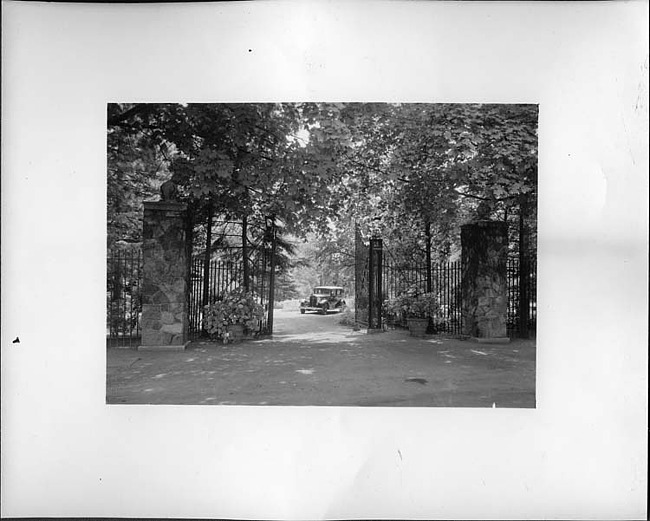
<box><xmin>204</xmin><ymin>290</ymin><xmax>265</xmax><ymax>343</ymax></box>
<box><xmin>384</xmin><ymin>288</ymin><xmax>440</xmax><ymax>337</ymax></box>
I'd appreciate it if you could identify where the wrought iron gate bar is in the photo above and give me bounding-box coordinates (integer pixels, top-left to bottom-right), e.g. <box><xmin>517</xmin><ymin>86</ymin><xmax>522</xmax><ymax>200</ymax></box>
<box><xmin>354</xmin><ymin>226</ymin><xmax>370</xmax><ymax>328</ymax></box>
<box><xmin>368</xmin><ymin>236</ymin><xmax>383</xmax><ymax>330</ymax></box>
<box><xmin>106</xmin><ymin>249</ymin><xmax>143</xmax><ymax>347</ymax></box>
<box><xmin>187</xmin><ymin>249</ymin><xmax>273</xmax><ymax>339</ymax></box>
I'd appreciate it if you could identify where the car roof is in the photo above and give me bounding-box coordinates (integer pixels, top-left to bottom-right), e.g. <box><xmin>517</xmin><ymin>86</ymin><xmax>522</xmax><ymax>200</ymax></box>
<box><xmin>314</xmin><ymin>286</ymin><xmax>344</xmax><ymax>290</ymax></box>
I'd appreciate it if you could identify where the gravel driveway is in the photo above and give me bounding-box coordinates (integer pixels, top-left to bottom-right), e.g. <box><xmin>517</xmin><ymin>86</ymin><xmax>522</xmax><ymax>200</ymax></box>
<box><xmin>107</xmin><ymin>309</ymin><xmax>536</xmax><ymax>407</ymax></box>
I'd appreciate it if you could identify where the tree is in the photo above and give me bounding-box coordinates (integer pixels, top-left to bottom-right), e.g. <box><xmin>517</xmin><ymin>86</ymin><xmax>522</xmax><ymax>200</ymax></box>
<box><xmin>107</xmin><ymin>105</ymin><xmax>173</xmax><ymax>248</ymax></box>
<box><xmin>320</xmin><ymin>103</ymin><xmax>538</xmax><ymax>259</ymax></box>
<box><xmin>108</xmin><ymin>102</ymin><xmax>538</xmax><ymax>297</ymax></box>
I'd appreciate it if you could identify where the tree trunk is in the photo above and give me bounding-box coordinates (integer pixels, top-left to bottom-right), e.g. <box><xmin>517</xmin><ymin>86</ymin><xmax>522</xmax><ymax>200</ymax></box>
<box><xmin>242</xmin><ymin>214</ymin><xmax>250</xmax><ymax>291</ymax></box>
<box><xmin>518</xmin><ymin>194</ymin><xmax>530</xmax><ymax>339</ymax></box>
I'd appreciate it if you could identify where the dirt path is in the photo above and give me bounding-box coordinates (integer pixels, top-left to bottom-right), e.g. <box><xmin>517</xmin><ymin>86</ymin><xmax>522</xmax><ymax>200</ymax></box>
<box><xmin>107</xmin><ymin>309</ymin><xmax>536</xmax><ymax>407</ymax></box>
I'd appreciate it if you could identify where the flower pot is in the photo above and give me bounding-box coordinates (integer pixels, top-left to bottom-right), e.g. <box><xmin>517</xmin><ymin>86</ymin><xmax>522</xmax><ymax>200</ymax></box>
<box><xmin>226</xmin><ymin>323</ymin><xmax>245</xmax><ymax>343</ymax></box>
<box><xmin>407</xmin><ymin>318</ymin><xmax>429</xmax><ymax>337</ymax></box>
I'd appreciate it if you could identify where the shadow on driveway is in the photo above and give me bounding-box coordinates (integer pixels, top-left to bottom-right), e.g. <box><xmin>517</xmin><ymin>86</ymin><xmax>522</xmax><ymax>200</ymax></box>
<box><xmin>107</xmin><ymin>310</ymin><xmax>536</xmax><ymax>407</ymax></box>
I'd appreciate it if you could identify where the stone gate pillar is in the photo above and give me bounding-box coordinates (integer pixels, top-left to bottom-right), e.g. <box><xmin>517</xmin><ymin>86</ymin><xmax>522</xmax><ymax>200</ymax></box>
<box><xmin>461</xmin><ymin>221</ymin><xmax>509</xmax><ymax>343</ymax></box>
<box><xmin>139</xmin><ymin>201</ymin><xmax>190</xmax><ymax>350</ymax></box>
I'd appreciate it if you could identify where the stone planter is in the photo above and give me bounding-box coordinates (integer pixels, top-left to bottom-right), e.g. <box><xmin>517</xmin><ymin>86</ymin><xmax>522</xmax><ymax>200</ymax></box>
<box><xmin>225</xmin><ymin>323</ymin><xmax>246</xmax><ymax>343</ymax></box>
<box><xmin>407</xmin><ymin>318</ymin><xmax>429</xmax><ymax>337</ymax></box>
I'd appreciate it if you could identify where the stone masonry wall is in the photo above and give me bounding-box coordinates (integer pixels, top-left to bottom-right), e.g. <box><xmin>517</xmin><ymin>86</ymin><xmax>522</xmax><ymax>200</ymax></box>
<box><xmin>461</xmin><ymin>221</ymin><xmax>508</xmax><ymax>340</ymax></box>
<box><xmin>140</xmin><ymin>201</ymin><xmax>189</xmax><ymax>348</ymax></box>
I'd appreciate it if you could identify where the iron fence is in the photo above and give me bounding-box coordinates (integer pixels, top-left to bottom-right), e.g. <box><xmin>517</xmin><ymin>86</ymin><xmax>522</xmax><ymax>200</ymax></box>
<box><xmin>507</xmin><ymin>256</ymin><xmax>537</xmax><ymax>337</ymax></box>
<box><xmin>382</xmin><ymin>253</ymin><xmax>536</xmax><ymax>337</ymax></box>
<box><xmin>382</xmin><ymin>253</ymin><xmax>464</xmax><ymax>335</ymax></box>
<box><xmin>354</xmin><ymin>228</ymin><xmax>370</xmax><ymax>327</ymax></box>
<box><xmin>189</xmin><ymin>249</ymin><xmax>272</xmax><ymax>339</ymax></box>
<box><xmin>106</xmin><ymin>249</ymin><xmax>142</xmax><ymax>347</ymax></box>
<box><xmin>107</xmin><ymin>246</ymin><xmax>536</xmax><ymax>345</ymax></box>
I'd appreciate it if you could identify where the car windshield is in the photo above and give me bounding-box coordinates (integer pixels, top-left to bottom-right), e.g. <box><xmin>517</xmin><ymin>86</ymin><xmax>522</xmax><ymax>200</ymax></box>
<box><xmin>314</xmin><ymin>287</ymin><xmax>343</xmax><ymax>295</ymax></box>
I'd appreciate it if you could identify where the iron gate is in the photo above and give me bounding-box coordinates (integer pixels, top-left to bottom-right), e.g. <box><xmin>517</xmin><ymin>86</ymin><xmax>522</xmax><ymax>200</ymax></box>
<box><xmin>354</xmin><ymin>227</ymin><xmax>383</xmax><ymax>330</ymax></box>
<box><xmin>507</xmin><ymin>256</ymin><xmax>537</xmax><ymax>337</ymax></box>
<box><xmin>106</xmin><ymin>249</ymin><xmax>143</xmax><ymax>347</ymax></box>
<box><xmin>188</xmin><ymin>246</ymin><xmax>274</xmax><ymax>339</ymax></box>
<box><xmin>382</xmin><ymin>250</ymin><xmax>464</xmax><ymax>335</ymax></box>
<box><xmin>354</xmin><ymin>227</ymin><xmax>370</xmax><ymax>327</ymax></box>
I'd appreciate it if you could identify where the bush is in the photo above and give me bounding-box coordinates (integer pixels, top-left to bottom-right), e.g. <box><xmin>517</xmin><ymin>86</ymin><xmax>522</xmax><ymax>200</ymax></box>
<box><xmin>384</xmin><ymin>286</ymin><xmax>440</xmax><ymax>320</ymax></box>
<box><xmin>204</xmin><ymin>290</ymin><xmax>265</xmax><ymax>341</ymax></box>
<box><xmin>338</xmin><ymin>307</ymin><xmax>356</xmax><ymax>327</ymax></box>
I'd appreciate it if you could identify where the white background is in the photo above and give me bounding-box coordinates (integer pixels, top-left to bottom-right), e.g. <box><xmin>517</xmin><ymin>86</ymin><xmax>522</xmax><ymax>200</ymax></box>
<box><xmin>1</xmin><ymin>1</ymin><xmax>648</xmax><ymax>519</ymax></box>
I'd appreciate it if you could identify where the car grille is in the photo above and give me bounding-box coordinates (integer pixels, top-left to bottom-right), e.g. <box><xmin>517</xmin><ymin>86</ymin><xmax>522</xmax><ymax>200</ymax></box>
<box><xmin>309</xmin><ymin>296</ymin><xmax>317</xmax><ymax>307</ymax></box>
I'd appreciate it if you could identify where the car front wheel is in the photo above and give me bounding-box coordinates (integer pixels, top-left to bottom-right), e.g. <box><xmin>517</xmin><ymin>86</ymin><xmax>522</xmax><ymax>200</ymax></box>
<box><xmin>320</xmin><ymin>303</ymin><xmax>329</xmax><ymax>315</ymax></box>
<box><xmin>300</xmin><ymin>308</ymin><xmax>305</xmax><ymax>314</ymax></box>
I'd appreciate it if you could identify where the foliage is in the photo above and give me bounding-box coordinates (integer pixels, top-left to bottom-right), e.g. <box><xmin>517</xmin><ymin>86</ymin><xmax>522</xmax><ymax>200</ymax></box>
<box><xmin>106</xmin><ymin>299</ymin><xmax>141</xmax><ymax>336</ymax></box>
<box><xmin>107</xmin><ymin>114</ymin><xmax>169</xmax><ymax>248</ymax></box>
<box><xmin>337</xmin><ymin>103</ymin><xmax>538</xmax><ymax>260</ymax></box>
<box><xmin>274</xmin><ymin>271</ymin><xmax>301</xmax><ymax>301</ymax></box>
<box><xmin>283</xmin><ymin>209</ymin><xmax>359</xmax><ymax>297</ymax></box>
<box><xmin>203</xmin><ymin>290</ymin><xmax>265</xmax><ymax>341</ymax></box>
<box><xmin>108</xmin><ymin>103</ymin><xmax>355</xmax><ymax>238</ymax></box>
<box><xmin>107</xmin><ymin>102</ymin><xmax>538</xmax><ymax>264</ymax></box>
<box><xmin>384</xmin><ymin>287</ymin><xmax>440</xmax><ymax>319</ymax></box>
<box><xmin>106</xmin><ymin>249</ymin><xmax>143</xmax><ymax>335</ymax></box>
<box><xmin>337</xmin><ymin>307</ymin><xmax>356</xmax><ymax>327</ymax></box>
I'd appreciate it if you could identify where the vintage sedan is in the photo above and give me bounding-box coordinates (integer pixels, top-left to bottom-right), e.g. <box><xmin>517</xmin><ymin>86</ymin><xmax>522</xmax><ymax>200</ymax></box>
<box><xmin>299</xmin><ymin>286</ymin><xmax>346</xmax><ymax>314</ymax></box>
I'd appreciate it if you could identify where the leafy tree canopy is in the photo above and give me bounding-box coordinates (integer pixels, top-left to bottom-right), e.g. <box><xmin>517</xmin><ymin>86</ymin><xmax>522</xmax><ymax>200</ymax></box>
<box><xmin>108</xmin><ymin>102</ymin><xmax>538</xmax><ymax>258</ymax></box>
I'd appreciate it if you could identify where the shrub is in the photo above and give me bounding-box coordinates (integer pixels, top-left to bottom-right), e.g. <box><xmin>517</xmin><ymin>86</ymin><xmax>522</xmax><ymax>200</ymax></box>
<box><xmin>338</xmin><ymin>307</ymin><xmax>356</xmax><ymax>327</ymax></box>
<box><xmin>384</xmin><ymin>287</ymin><xmax>440</xmax><ymax>320</ymax></box>
<box><xmin>204</xmin><ymin>290</ymin><xmax>265</xmax><ymax>341</ymax></box>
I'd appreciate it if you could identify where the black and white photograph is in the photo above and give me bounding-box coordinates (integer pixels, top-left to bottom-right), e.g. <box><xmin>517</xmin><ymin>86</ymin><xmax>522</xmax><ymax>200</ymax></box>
<box><xmin>2</xmin><ymin>1</ymin><xmax>647</xmax><ymax>519</ymax></box>
<box><xmin>106</xmin><ymin>102</ymin><xmax>538</xmax><ymax>407</ymax></box>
